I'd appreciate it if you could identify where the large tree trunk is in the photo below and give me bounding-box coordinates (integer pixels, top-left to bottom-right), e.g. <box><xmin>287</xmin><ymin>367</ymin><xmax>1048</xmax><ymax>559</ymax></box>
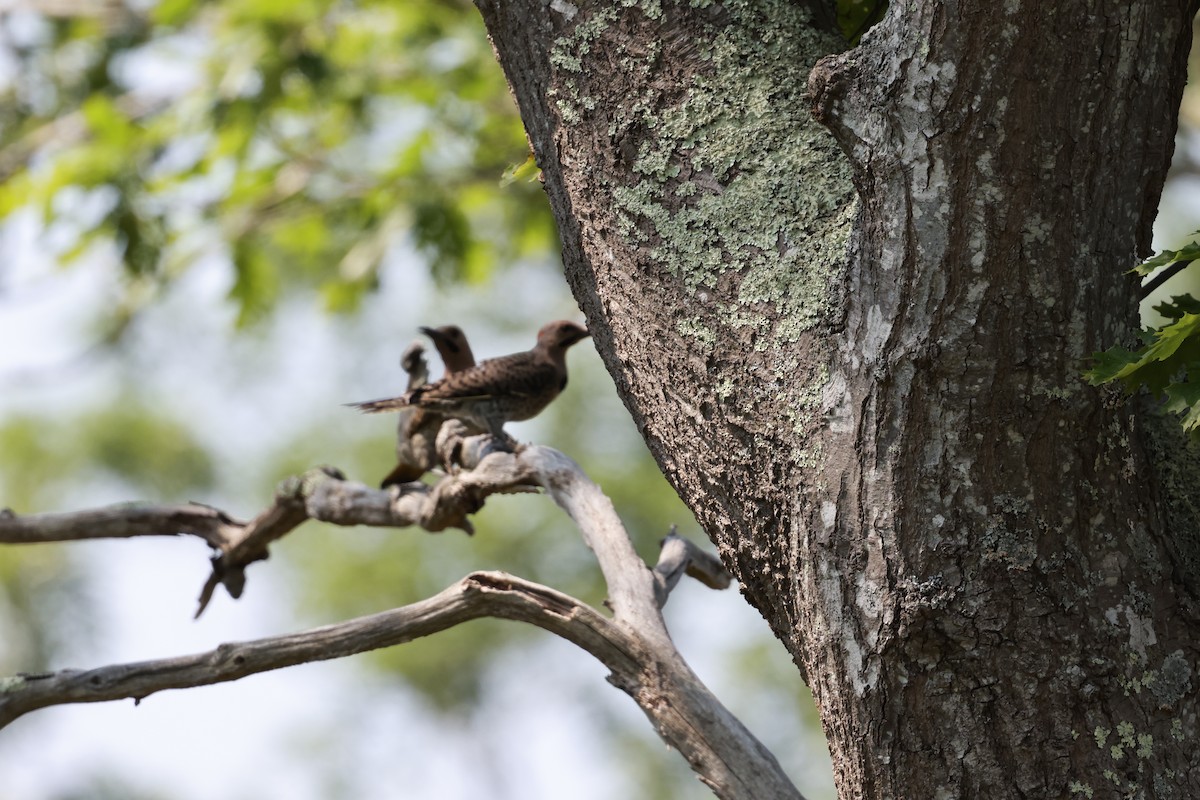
<box><xmin>477</xmin><ymin>0</ymin><xmax>1200</xmax><ymax>797</ymax></box>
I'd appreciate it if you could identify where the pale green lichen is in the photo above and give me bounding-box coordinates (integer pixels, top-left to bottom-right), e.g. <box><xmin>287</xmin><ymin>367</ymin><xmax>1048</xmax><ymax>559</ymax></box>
<box><xmin>794</xmin><ymin>439</ymin><xmax>825</xmax><ymax>469</ymax></box>
<box><xmin>1136</xmin><ymin>733</ymin><xmax>1153</xmax><ymax>760</ymax></box>
<box><xmin>1121</xmin><ymin>669</ymin><xmax>1149</xmax><ymax>696</ymax></box>
<box><xmin>1090</xmin><ymin>715</ymin><xmax>1163</xmax><ymax>784</ymax></box>
<box><xmin>1154</xmin><ymin>771</ymin><xmax>1179</xmax><ymax>798</ymax></box>
<box><xmin>980</xmin><ymin>493</ymin><xmax>1041</xmax><ymax>570</ymax></box>
<box><xmin>549</xmin><ymin>49</ymin><xmax>582</xmax><ymax>73</ymax></box>
<box><xmin>555</xmin><ymin>97</ymin><xmax>581</xmax><ymax>126</ymax></box>
<box><xmin>1068</xmin><ymin>782</ymin><xmax>1094</xmax><ymax>798</ymax></box>
<box><xmin>676</xmin><ymin>315</ymin><xmax>717</xmax><ymax>349</ymax></box>
<box><xmin>550</xmin><ymin>7</ymin><xmax>618</xmax><ymax>75</ymax></box>
<box><xmin>549</xmin><ymin>1</ymin><xmax>854</xmax><ymax>464</ymax></box>
<box><xmin>674</xmin><ymin>181</ymin><xmax>698</xmax><ymax>198</ymax></box>
<box><xmin>1031</xmin><ymin>374</ymin><xmax>1077</xmax><ymax>400</ymax></box>
<box><xmin>627</xmin><ymin>0</ymin><xmax>665</xmax><ymax>19</ymax></box>
<box><xmin>0</xmin><ymin>675</ymin><xmax>26</xmax><ymax>692</ymax></box>
<box><xmin>555</xmin><ymin>0</ymin><xmax>852</xmax><ymax>343</ymax></box>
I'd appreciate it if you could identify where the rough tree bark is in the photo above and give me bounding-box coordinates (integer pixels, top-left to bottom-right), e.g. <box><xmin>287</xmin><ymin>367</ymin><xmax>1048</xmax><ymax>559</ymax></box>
<box><xmin>476</xmin><ymin>0</ymin><xmax>1200</xmax><ymax>797</ymax></box>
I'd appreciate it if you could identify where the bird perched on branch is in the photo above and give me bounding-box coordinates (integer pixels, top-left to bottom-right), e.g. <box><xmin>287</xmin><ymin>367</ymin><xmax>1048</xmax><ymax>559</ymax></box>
<box><xmin>419</xmin><ymin>324</ymin><xmax>476</xmax><ymax>375</ymax></box>
<box><xmin>380</xmin><ymin>325</ymin><xmax>479</xmax><ymax>488</ymax></box>
<box><xmin>352</xmin><ymin>320</ymin><xmax>591</xmax><ymax>443</ymax></box>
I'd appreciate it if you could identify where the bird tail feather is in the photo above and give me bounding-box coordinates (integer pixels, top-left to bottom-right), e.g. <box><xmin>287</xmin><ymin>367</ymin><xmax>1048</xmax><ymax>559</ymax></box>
<box><xmin>347</xmin><ymin>396</ymin><xmax>411</xmax><ymax>413</ymax></box>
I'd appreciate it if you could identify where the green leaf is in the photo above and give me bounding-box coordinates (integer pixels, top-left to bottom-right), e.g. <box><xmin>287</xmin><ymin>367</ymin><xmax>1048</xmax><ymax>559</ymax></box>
<box><xmin>81</xmin><ymin>95</ymin><xmax>135</xmax><ymax>148</ymax></box>
<box><xmin>500</xmin><ymin>152</ymin><xmax>540</xmax><ymax>186</ymax></box>
<box><xmin>152</xmin><ymin>0</ymin><xmax>198</xmax><ymax>27</ymax></box>
<box><xmin>1152</xmin><ymin>294</ymin><xmax>1200</xmax><ymax>320</ymax></box>
<box><xmin>1</xmin><ymin>0</ymin><xmax>546</xmax><ymax>325</ymax></box>
<box><xmin>1125</xmin><ymin>314</ymin><xmax>1200</xmax><ymax>390</ymax></box>
<box><xmin>1131</xmin><ymin>236</ymin><xmax>1200</xmax><ymax>277</ymax></box>
<box><xmin>412</xmin><ymin>197</ymin><xmax>470</xmax><ymax>284</ymax></box>
<box><xmin>1089</xmin><ymin>314</ymin><xmax>1200</xmax><ymax>407</ymax></box>
<box><xmin>321</xmin><ymin>275</ymin><xmax>373</xmax><ymax>314</ymax></box>
<box><xmin>1085</xmin><ymin>346</ymin><xmax>1142</xmax><ymax>385</ymax></box>
<box><xmin>1164</xmin><ymin>381</ymin><xmax>1200</xmax><ymax>435</ymax></box>
<box><xmin>231</xmin><ymin>0</ymin><xmax>325</xmax><ymax>25</ymax></box>
<box><xmin>229</xmin><ymin>243</ymin><xmax>281</xmax><ymax>327</ymax></box>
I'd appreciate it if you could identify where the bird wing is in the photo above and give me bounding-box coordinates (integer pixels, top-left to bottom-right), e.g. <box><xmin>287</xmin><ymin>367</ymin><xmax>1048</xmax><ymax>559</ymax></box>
<box><xmin>347</xmin><ymin>395</ymin><xmax>412</xmax><ymax>414</ymax></box>
<box><xmin>417</xmin><ymin>353</ymin><xmax>558</xmax><ymax>403</ymax></box>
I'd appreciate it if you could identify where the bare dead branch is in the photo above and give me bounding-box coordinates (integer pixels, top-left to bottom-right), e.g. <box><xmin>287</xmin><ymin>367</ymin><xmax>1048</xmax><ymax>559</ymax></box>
<box><xmin>1</xmin><ymin>437</ymin><xmax>800</xmax><ymax>799</ymax></box>
<box><xmin>0</xmin><ymin>454</ymin><xmax>537</xmax><ymax>618</ymax></box>
<box><xmin>0</xmin><ymin>571</ymin><xmax>633</xmax><ymax>729</ymax></box>
<box><xmin>1</xmin><ymin>556</ymin><xmax>796</xmax><ymax>799</ymax></box>
<box><xmin>653</xmin><ymin>529</ymin><xmax>733</xmax><ymax>606</ymax></box>
<box><xmin>496</xmin><ymin>446</ymin><xmax>802</xmax><ymax>800</ymax></box>
<box><xmin>0</xmin><ymin>502</ymin><xmax>241</xmax><ymax>548</ymax></box>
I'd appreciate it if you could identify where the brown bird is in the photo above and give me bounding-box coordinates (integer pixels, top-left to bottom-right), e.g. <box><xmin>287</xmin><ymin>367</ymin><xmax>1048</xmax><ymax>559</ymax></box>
<box><xmin>380</xmin><ymin>325</ymin><xmax>480</xmax><ymax>488</ymax></box>
<box><xmin>420</xmin><ymin>324</ymin><xmax>476</xmax><ymax>374</ymax></box>
<box><xmin>398</xmin><ymin>340</ymin><xmax>430</xmax><ymax>390</ymax></box>
<box><xmin>352</xmin><ymin>320</ymin><xmax>591</xmax><ymax>442</ymax></box>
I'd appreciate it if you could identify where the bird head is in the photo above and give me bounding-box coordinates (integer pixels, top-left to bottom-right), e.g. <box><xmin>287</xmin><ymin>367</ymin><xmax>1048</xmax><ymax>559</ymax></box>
<box><xmin>419</xmin><ymin>325</ymin><xmax>476</xmax><ymax>373</ymax></box>
<box><xmin>399</xmin><ymin>341</ymin><xmax>427</xmax><ymax>375</ymax></box>
<box><xmin>537</xmin><ymin>320</ymin><xmax>591</xmax><ymax>352</ymax></box>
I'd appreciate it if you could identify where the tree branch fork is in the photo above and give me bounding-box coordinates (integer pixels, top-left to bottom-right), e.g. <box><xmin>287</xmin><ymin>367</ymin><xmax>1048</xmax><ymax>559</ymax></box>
<box><xmin>0</xmin><ymin>429</ymin><xmax>800</xmax><ymax>800</ymax></box>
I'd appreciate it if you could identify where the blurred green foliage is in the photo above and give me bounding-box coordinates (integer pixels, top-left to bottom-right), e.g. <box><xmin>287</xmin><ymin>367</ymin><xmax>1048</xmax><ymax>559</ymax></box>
<box><xmin>0</xmin><ymin>399</ymin><xmax>213</xmax><ymax>672</ymax></box>
<box><xmin>1088</xmin><ymin>235</ymin><xmax>1200</xmax><ymax>438</ymax></box>
<box><xmin>0</xmin><ymin>400</ymin><xmax>214</xmax><ymax>509</ymax></box>
<box><xmin>837</xmin><ymin>0</ymin><xmax>887</xmax><ymax>42</ymax></box>
<box><xmin>0</xmin><ymin>542</ymin><xmax>89</xmax><ymax>674</ymax></box>
<box><xmin>0</xmin><ymin>0</ymin><xmax>554</xmax><ymax>331</ymax></box>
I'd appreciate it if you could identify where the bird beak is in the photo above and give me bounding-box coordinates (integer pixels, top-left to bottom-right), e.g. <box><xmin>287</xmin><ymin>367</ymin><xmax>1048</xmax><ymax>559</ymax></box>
<box><xmin>419</xmin><ymin>326</ymin><xmax>455</xmax><ymax>349</ymax></box>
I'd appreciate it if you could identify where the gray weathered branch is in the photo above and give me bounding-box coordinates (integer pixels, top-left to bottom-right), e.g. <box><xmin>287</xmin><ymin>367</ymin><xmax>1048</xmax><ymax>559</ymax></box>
<box><xmin>0</xmin><ymin>502</ymin><xmax>240</xmax><ymax>547</ymax></box>
<box><xmin>490</xmin><ymin>446</ymin><xmax>800</xmax><ymax>800</ymax></box>
<box><xmin>1</xmin><ymin>440</ymin><xmax>800</xmax><ymax>799</ymax></box>
<box><xmin>0</xmin><ymin>571</ymin><xmax>626</xmax><ymax>727</ymax></box>
<box><xmin>653</xmin><ymin>529</ymin><xmax>733</xmax><ymax>607</ymax></box>
<box><xmin>0</xmin><ymin>452</ymin><xmax>534</xmax><ymax>617</ymax></box>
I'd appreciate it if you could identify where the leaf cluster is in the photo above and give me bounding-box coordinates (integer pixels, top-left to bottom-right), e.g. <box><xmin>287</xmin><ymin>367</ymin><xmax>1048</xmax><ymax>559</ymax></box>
<box><xmin>0</xmin><ymin>0</ymin><xmax>554</xmax><ymax>329</ymax></box>
<box><xmin>1087</xmin><ymin>236</ymin><xmax>1200</xmax><ymax>436</ymax></box>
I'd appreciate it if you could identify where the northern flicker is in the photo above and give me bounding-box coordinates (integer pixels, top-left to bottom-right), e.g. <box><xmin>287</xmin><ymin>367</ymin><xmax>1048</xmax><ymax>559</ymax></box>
<box><xmin>419</xmin><ymin>325</ymin><xmax>476</xmax><ymax>374</ymax></box>
<box><xmin>380</xmin><ymin>325</ymin><xmax>479</xmax><ymax>488</ymax></box>
<box><xmin>399</xmin><ymin>339</ymin><xmax>430</xmax><ymax>389</ymax></box>
<box><xmin>352</xmin><ymin>320</ymin><xmax>591</xmax><ymax>442</ymax></box>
